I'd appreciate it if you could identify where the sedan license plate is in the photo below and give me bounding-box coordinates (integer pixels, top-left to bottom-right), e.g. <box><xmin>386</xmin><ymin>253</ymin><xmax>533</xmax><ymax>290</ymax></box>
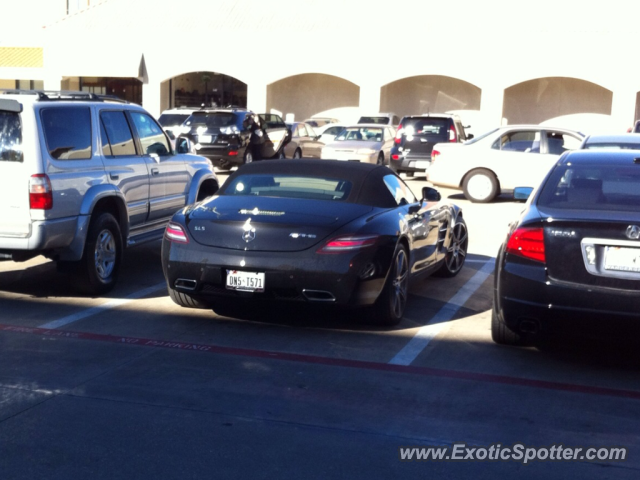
<box><xmin>336</xmin><ymin>152</ymin><xmax>352</xmax><ymax>161</ymax></box>
<box><xmin>604</xmin><ymin>246</ymin><xmax>640</xmax><ymax>273</ymax></box>
<box><xmin>226</xmin><ymin>270</ymin><xmax>265</xmax><ymax>292</ymax></box>
<box><xmin>199</xmin><ymin>134</ymin><xmax>214</xmax><ymax>144</ymax></box>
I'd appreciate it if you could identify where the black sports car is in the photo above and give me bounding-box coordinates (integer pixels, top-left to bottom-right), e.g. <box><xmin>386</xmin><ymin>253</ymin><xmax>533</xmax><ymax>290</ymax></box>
<box><xmin>493</xmin><ymin>150</ymin><xmax>640</xmax><ymax>345</ymax></box>
<box><xmin>162</xmin><ymin>160</ymin><xmax>468</xmax><ymax>325</ymax></box>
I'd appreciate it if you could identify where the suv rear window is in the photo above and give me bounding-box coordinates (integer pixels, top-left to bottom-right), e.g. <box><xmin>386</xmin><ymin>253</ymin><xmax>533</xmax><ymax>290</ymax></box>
<box><xmin>158</xmin><ymin>113</ymin><xmax>190</xmax><ymax>127</ymax></box>
<box><xmin>358</xmin><ymin>116</ymin><xmax>390</xmax><ymax>125</ymax></box>
<box><xmin>0</xmin><ymin>111</ymin><xmax>22</xmax><ymax>162</ymax></box>
<box><xmin>41</xmin><ymin>107</ymin><xmax>92</xmax><ymax>160</ymax></box>
<box><xmin>538</xmin><ymin>163</ymin><xmax>640</xmax><ymax>212</ymax></box>
<box><xmin>401</xmin><ymin>117</ymin><xmax>450</xmax><ymax>141</ymax></box>
<box><xmin>184</xmin><ymin>112</ymin><xmax>238</xmax><ymax>128</ymax></box>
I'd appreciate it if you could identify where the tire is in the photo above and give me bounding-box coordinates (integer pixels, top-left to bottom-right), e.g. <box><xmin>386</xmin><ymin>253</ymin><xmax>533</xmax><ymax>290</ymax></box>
<box><xmin>491</xmin><ymin>304</ymin><xmax>532</xmax><ymax>346</ymax></box>
<box><xmin>243</xmin><ymin>149</ymin><xmax>253</xmax><ymax>164</ymax></box>
<box><xmin>168</xmin><ymin>285</ymin><xmax>211</xmax><ymax>309</ymax></box>
<box><xmin>376</xmin><ymin>152</ymin><xmax>384</xmax><ymax>165</ymax></box>
<box><xmin>405</xmin><ymin>171</ymin><xmax>414</xmax><ymax>178</ymax></box>
<box><xmin>278</xmin><ymin>150</ymin><xmax>286</xmax><ymax>159</ymax></box>
<box><xmin>434</xmin><ymin>216</ymin><xmax>468</xmax><ymax>277</ymax></box>
<box><xmin>293</xmin><ymin>148</ymin><xmax>302</xmax><ymax>159</ymax></box>
<box><xmin>462</xmin><ymin>169</ymin><xmax>499</xmax><ymax>203</ymax></box>
<box><xmin>369</xmin><ymin>244</ymin><xmax>409</xmax><ymax>326</ymax></box>
<box><xmin>74</xmin><ymin>212</ymin><xmax>122</xmax><ymax>295</ymax></box>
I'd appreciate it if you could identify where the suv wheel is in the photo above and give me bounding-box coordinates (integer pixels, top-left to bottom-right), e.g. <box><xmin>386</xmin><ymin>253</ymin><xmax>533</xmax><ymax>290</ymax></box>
<box><xmin>293</xmin><ymin>148</ymin><xmax>302</xmax><ymax>159</ymax></box>
<box><xmin>463</xmin><ymin>169</ymin><xmax>499</xmax><ymax>203</ymax></box>
<box><xmin>75</xmin><ymin>212</ymin><xmax>123</xmax><ymax>295</ymax></box>
<box><xmin>376</xmin><ymin>152</ymin><xmax>384</xmax><ymax>165</ymax></box>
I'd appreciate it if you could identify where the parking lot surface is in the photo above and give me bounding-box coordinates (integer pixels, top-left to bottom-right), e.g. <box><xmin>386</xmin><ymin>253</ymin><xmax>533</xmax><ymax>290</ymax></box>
<box><xmin>1</xmin><ymin>171</ymin><xmax>638</xmax><ymax>479</ymax></box>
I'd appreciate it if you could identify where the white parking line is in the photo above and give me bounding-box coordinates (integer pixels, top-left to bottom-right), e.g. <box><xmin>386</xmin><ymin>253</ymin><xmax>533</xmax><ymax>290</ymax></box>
<box><xmin>39</xmin><ymin>282</ymin><xmax>167</xmax><ymax>330</ymax></box>
<box><xmin>389</xmin><ymin>260</ymin><xmax>495</xmax><ymax>366</ymax></box>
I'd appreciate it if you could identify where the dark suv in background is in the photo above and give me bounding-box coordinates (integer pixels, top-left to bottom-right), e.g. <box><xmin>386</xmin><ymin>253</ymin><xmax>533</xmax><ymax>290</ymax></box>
<box><xmin>390</xmin><ymin>113</ymin><xmax>472</xmax><ymax>177</ymax></box>
<box><xmin>178</xmin><ymin>109</ymin><xmax>291</xmax><ymax>169</ymax></box>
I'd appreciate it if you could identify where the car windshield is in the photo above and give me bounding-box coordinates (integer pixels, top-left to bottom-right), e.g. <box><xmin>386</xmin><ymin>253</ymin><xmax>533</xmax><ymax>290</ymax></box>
<box><xmin>336</xmin><ymin>127</ymin><xmax>383</xmax><ymax>142</ymax></box>
<box><xmin>537</xmin><ymin>162</ymin><xmax>640</xmax><ymax>212</ymax></box>
<box><xmin>358</xmin><ymin>116</ymin><xmax>389</xmax><ymax>124</ymax></box>
<box><xmin>223</xmin><ymin>174</ymin><xmax>352</xmax><ymax>202</ymax></box>
<box><xmin>158</xmin><ymin>114</ymin><xmax>190</xmax><ymax>127</ymax></box>
<box><xmin>464</xmin><ymin>128</ymin><xmax>499</xmax><ymax>145</ymax></box>
<box><xmin>184</xmin><ymin>113</ymin><xmax>237</xmax><ymax>128</ymax></box>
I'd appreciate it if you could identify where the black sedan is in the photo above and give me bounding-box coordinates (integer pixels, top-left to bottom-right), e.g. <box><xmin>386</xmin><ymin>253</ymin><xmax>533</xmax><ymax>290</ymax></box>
<box><xmin>493</xmin><ymin>150</ymin><xmax>640</xmax><ymax>345</ymax></box>
<box><xmin>162</xmin><ymin>160</ymin><xmax>468</xmax><ymax>325</ymax></box>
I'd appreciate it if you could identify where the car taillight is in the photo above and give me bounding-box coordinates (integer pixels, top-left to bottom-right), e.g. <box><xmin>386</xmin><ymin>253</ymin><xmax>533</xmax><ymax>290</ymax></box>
<box><xmin>228</xmin><ymin>151</ymin><xmax>239</xmax><ymax>156</ymax></box>
<box><xmin>391</xmin><ymin>154</ymin><xmax>400</xmax><ymax>160</ymax></box>
<box><xmin>317</xmin><ymin>234</ymin><xmax>379</xmax><ymax>254</ymax></box>
<box><xmin>506</xmin><ymin>227</ymin><xmax>545</xmax><ymax>263</ymax></box>
<box><xmin>29</xmin><ymin>174</ymin><xmax>53</xmax><ymax>210</ymax></box>
<box><xmin>449</xmin><ymin>126</ymin><xmax>457</xmax><ymax>143</ymax></box>
<box><xmin>394</xmin><ymin>124</ymin><xmax>403</xmax><ymax>144</ymax></box>
<box><xmin>431</xmin><ymin>149</ymin><xmax>440</xmax><ymax>163</ymax></box>
<box><xmin>165</xmin><ymin>222</ymin><xmax>189</xmax><ymax>243</ymax></box>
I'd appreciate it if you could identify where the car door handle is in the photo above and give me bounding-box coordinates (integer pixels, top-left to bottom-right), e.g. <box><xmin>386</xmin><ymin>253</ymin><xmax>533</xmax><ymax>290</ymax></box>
<box><xmin>151</xmin><ymin>168</ymin><xmax>159</xmax><ymax>175</ymax></box>
<box><xmin>109</xmin><ymin>173</ymin><xmax>119</xmax><ymax>180</ymax></box>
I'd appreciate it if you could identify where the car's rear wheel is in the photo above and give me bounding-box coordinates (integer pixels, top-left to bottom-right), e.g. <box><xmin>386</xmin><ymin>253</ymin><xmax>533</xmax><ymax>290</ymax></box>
<box><xmin>377</xmin><ymin>152</ymin><xmax>384</xmax><ymax>165</ymax></box>
<box><xmin>491</xmin><ymin>304</ymin><xmax>532</xmax><ymax>346</ymax></box>
<box><xmin>463</xmin><ymin>169</ymin><xmax>499</xmax><ymax>203</ymax></box>
<box><xmin>370</xmin><ymin>244</ymin><xmax>409</xmax><ymax>326</ymax></box>
<box><xmin>167</xmin><ymin>285</ymin><xmax>211</xmax><ymax>309</ymax></box>
<box><xmin>72</xmin><ymin>212</ymin><xmax>122</xmax><ymax>295</ymax></box>
<box><xmin>293</xmin><ymin>148</ymin><xmax>302</xmax><ymax>159</ymax></box>
<box><xmin>435</xmin><ymin>216</ymin><xmax>468</xmax><ymax>277</ymax></box>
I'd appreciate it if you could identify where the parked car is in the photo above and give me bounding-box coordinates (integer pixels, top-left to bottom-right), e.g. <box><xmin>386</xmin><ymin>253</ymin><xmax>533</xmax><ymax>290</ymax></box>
<box><xmin>315</xmin><ymin>123</ymin><xmax>347</xmax><ymax>144</ymax></box>
<box><xmin>0</xmin><ymin>89</ymin><xmax>218</xmax><ymax>294</ymax></box>
<box><xmin>579</xmin><ymin>133</ymin><xmax>640</xmax><ymax>150</ymax></box>
<box><xmin>157</xmin><ymin>106</ymin><xmax>199</xmax><ymax>137</ymax></box>
<box><xmin>178</xmin><ymin>109</ymin><xmax>291</xmax><ymax>169</ymax></box>
<box><xmin>427</xmin><ymin>125</ymin><xmax>584</xmax><ymax>202</ymax></box>
<box><xmin>389</xmin><ymin>113</ymin><xmax>472</xmax><ymax>177</ymax></box>
<box><xmin>357</xmin><ymin>113</ymin><xmax>400</xmax><ymax>126</ymax></box>
<box><xmin>283</xmin><ymin>122</ymin><xmax>325</xmax><ymax>158</ymax></box>
<box><xmin>630</xmin><ymin>120</ymin><xmax>640</xmax><ymax>133</ymax></box>
<box><xmin>492</xmin><ymin>150</ymin><xmax>640</xmax><ymax>346</ymax></box>
<box><xmin>321</xmin><ymin>124</ymin><xmax>395</xmax><ymax>164</ymax></box>
<box><xmin>302</xmin><ymin>117</ymin><xmax>339</xmax><ymax>128</ymax></box>
<box><xmin>162</xmin><ymin>159</ymin><xmax>468</xmax><ymax>325</ymax></box>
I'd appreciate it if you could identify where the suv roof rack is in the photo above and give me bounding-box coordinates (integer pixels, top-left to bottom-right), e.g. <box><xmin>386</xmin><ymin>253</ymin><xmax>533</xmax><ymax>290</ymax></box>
<box><xmin>0</xmin><ymin>89</ymin><xmax>129</xmax><ymax>104</ymax></box>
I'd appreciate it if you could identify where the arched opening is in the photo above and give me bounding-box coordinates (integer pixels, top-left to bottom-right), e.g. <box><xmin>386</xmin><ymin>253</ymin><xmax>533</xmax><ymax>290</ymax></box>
<box><xmin>162</xmin><ymin>71</ymin><xmax>247</xmax><ymax>110</ymax></box>
<box><xmin>380</xmin><ymin>75</ymin><xmax>481</xmax><ymax>118</ymax></box>
<box><xmin>61</xmin><ymin>77</ymin><xmax>142</xmax><ymax>104</ymax></box>
<box><xmin>503</xmin><ymin>77</ymin><xmax>612</xmax><ymax>125</ymax></box>
<box><xmin>267</xmin><ymin>73</ymin><xmax>359</xmax><ymax>122</ymax></box>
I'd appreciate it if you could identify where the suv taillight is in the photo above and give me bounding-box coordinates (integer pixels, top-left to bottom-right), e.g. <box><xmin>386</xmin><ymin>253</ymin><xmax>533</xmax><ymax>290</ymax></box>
<box><xmin>506</xmin><ymin>227</ymin><xmax>545</xmax><ymax>263</ymax></box>
<box><xmin>394</xmin><ymin>123</ymin><xmax>403</xmax><ymax>144</ymax></box>
<box><xmin>449</xmin><ymin>125</ymin><xmax>457</xmax><ymax>143</ymax></box>
<box><xmin>29</xmin><ymin>174</ymin><xmax>53</xmax><ymax>210</ymax></box>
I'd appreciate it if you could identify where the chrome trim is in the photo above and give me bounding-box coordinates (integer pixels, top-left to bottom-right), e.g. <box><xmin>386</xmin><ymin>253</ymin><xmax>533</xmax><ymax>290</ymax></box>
<box><xmin>580</xmin><ymin>237</ymin><xmax>640</xmax><ymax>281</ymax></box>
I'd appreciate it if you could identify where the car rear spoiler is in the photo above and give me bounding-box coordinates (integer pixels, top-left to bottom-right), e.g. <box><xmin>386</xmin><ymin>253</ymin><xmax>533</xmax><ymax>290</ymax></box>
<box><xmin>0</xmin><ymin>98</ymin><xmax>22</xmax><ymax>113</ymax></box>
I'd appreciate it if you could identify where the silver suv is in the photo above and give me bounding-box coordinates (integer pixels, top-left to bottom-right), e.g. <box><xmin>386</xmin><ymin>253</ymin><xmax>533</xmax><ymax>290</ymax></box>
<box><xmin>0</xmin><ymin>90</ymin><xmax>218</xmax><ymax>294</ymax></box>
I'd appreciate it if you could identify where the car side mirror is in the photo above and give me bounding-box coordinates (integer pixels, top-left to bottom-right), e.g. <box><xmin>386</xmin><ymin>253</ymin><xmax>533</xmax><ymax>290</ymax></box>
<box><xmin>422</xmin><ymin>186</ymin><xmax>441</xmax><ymax>202</ymax></box>
<box><xmin>176</xmin><ymin>137</ymin><xmax>191</xmax><ymax>154</ymax></box>
<box><xmin>513</xmin><ymin>187</ymin><xmax>534</xmax><ymax>201</ymax></box>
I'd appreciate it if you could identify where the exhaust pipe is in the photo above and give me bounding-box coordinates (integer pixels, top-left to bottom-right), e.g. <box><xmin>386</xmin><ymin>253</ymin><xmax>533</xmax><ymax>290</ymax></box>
<box><xmin>302</xmin><ymin>289</ymin><xmax>336</xmax><ymax>302</ymax></box>
<box><xmin>175</xmin><ymin>278</ymin><xmax>197</xmax><ymax>291</ymax></box>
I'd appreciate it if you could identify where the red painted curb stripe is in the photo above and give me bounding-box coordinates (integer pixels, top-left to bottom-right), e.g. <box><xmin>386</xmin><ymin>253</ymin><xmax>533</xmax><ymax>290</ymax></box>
<box><xmin>2</xmin><ymin>323</ymin><xmax>640</xmax><ymax>401</ymax></box>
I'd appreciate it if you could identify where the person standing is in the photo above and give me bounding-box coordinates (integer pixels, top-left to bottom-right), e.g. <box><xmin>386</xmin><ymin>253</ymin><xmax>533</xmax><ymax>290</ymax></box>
<box><xmin>243</xmin><ymin>113</ymin><xmax>265</xmax><ymax>161</ymax></box>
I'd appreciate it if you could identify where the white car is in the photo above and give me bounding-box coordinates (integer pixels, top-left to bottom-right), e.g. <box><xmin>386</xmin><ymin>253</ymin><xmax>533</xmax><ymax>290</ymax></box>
<box><xmin>427</xmin><ymin>125</ymin><xmax>584</xmax><ymax>202</ymax></box>
<box><xmin>321</xmin><ymin>124</ymin><xmax>395</xmax><ymax>164</ymax></box>
<box><xmin>579</xmin><ymin>133</ymin><xmax>640</xmax><ymax>150</ymax></box>
<box><xmin>157</xmin><ymin>107</ymin><xmax>199</xmax><ymax>137</ymax></box>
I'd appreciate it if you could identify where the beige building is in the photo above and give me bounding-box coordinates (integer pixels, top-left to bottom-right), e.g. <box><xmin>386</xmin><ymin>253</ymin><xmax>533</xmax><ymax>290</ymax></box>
<box><xmin>2</xmin><ymin>0</ymin><xmax>639</xmax><ymax>135</ymax></box>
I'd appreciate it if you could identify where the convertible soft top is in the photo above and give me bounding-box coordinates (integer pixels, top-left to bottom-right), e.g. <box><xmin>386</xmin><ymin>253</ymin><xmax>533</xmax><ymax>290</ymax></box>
<box><xmin>219</xmin><ymin>159</ymin><xmax>399</xmax><ymax>208</ymax></box>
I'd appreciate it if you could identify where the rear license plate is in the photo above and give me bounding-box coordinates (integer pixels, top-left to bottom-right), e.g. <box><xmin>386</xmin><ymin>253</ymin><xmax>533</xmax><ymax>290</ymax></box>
<box><xmin>199</xmin><ymin>134</ymin><xmax>215</xmax><ymax>144</ymax></box>
<box><xmin>604</xmin><ymin>246</ymin><xmax>640</xmax><ymax>272</ymax></box>
<box><xmin>226</xmin><ymin>270</ymin><xmax>265</xmax><ymax>292</ymax></box>
<box><xmin>336</xmin><ymin>152</ymin><xmax>351</xmax><ymax>161</ymax></box>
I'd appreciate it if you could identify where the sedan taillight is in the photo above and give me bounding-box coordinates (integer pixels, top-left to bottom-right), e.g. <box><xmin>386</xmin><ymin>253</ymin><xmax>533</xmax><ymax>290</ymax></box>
<box><xmin>165</xmin><ymin>222</ymin><xmax>189</xmax><ymax>243</ymax></box>
<box><xmin>506</xmin><ymin>227</ymin><xmax>545</xmax><ymax>263</ymax></box>
<box><xmin>431</xmin><ymin>149</ymin><xmax>440</xmax><ymax>163</ymax></box>
<box><xmin>29</xmin><ymin>174</ymin><xmax>53</xmax><ymax>210</ymax></box>
<box><xmin>317</xmin><ymin>234</ymin><xmax>379</xmax><ymax>254</ymax></box>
